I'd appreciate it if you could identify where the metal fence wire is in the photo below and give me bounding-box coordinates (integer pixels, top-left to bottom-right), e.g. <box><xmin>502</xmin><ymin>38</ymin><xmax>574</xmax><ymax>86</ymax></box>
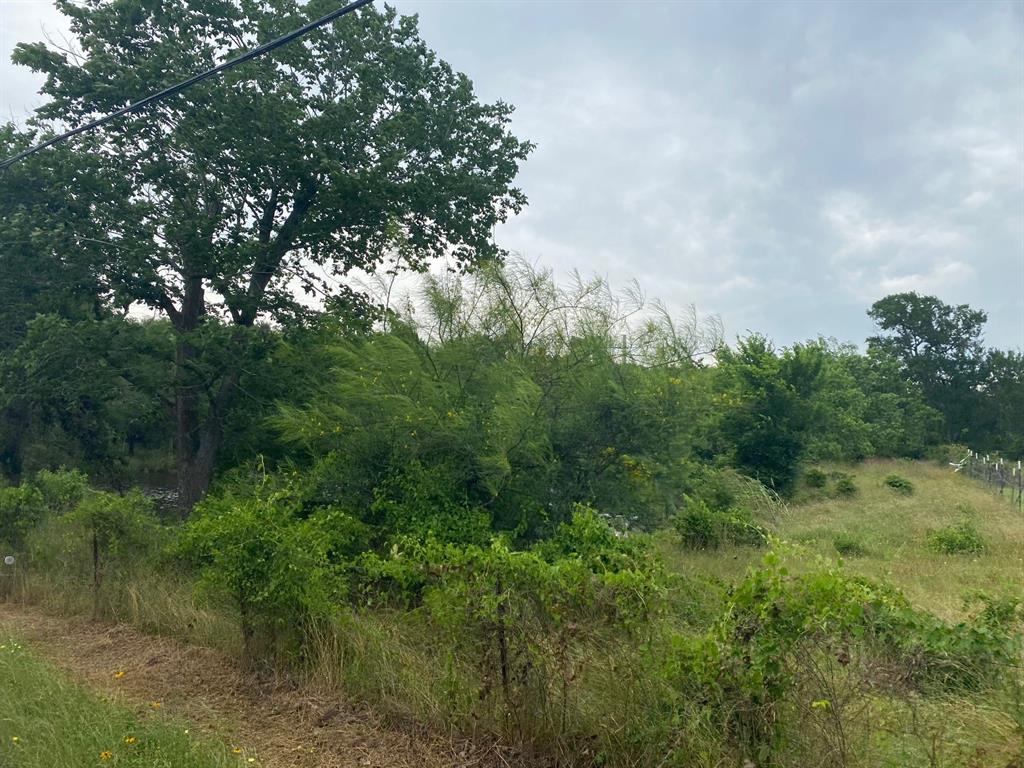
<box><xmin>953</xmin><ymin>450</ymin><xmax>1024</xmax><ymax>511</ymax></box>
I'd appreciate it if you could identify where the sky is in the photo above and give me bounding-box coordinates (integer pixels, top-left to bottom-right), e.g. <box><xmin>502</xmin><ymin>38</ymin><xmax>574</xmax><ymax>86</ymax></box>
<box><xmin>1</xmin><ymin>0</ymin><xmax>1022</xmax><ymax>350</ymax></box>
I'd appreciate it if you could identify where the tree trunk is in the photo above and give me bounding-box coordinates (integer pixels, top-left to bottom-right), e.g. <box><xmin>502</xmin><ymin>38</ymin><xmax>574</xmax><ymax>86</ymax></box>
<box><xmin>174</xmin><ymin>342</ymin><xmax>240</xmax><ymax>512</ymax></box>
<box><xmin>173</xmin><ymin>273</ymin><xmax>213</xmax><ymax>513</ymax></box>
<box><xmin>0</xmin><ymin>402</ymin><xmax>30</xmax><ymax>483</ymax></box>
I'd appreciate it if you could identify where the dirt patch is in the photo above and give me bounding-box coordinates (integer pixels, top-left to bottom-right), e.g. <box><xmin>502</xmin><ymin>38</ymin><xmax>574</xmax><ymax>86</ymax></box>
<box><xmin>0</xmin><ymin>603</ymin><xmax>515</xmax><ymax>768</ymax></box>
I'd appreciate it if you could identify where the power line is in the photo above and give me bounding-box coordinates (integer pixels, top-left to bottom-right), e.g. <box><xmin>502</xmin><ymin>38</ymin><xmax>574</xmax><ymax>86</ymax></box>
<box><xmin>0</xmin><ymin>0</ymin><xmax>375</xmax><ymax>170</ymax></box>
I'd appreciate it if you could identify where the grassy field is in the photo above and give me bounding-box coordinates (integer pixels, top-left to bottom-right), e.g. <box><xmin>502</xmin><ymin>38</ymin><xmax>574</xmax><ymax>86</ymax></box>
<box><xmin>659</xmin><ymin>458</ymin><xmax>1024</xmax><ymax>622</ymax></box>
<box><xmin>0</xmin><ymin>635</ymin><xmax>242</xmax><ymax>768</ymax></box>
<box><xmin>653</xmin><ymin>458</ymin><xmax>1024</xmax><ymax>768</ymax></box>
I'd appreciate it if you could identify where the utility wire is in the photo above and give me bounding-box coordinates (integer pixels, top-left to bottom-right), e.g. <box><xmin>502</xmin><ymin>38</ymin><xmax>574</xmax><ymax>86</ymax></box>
<box><xmin>0</xmin><ymin>0</ymin><xmax>374</xmax><ymax>170</ymax></box>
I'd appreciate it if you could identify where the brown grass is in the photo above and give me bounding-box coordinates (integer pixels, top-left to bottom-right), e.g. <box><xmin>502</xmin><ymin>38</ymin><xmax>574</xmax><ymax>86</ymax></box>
<box><xmin>0</xmin><ymin>602</ymin><xmax>518</xmax><ymax>768</ymax></box>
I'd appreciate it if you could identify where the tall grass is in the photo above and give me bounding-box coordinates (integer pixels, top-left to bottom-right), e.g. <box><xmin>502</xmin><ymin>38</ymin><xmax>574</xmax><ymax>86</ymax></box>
<box><xmin>6</xmin><ymin>459</ymin><xmax>1022</xmax><ymax>767</ymax></box>
<box><xmin>0</xmin><ymin>636</ymin><xmax>241</xmax><ymax>768</ymax></box>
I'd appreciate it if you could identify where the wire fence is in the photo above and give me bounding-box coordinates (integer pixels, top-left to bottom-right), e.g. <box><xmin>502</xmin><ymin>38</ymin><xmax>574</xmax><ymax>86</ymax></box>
<box><xmin>952</xmin><ymin>450</ymin><xmax>1023</xmax><ymax>511</ymax></box>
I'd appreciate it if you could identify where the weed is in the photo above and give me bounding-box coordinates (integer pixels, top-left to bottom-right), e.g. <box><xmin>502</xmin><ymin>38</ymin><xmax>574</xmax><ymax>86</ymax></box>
<box><xmin>832</xmin><ymin>533</ymin><xmax>868</xmax><ymax>558</ymax></box>
<box><xmin>831</xmin><ymin>473</ymin><xmax>858</xmax><ymax>498</ymax></box>
<box><xmin>804</xmin><ymin>468</ymin><xmax>828</xmax><ymax>489</ymax></box>
<box><xmin>929</xmin><ymin>520</ymin><xmax>986</xmax><ymax>555</ymax></box>
<box><xmin>884</xmin><ymin>474</ymin><xmax>915</xmax><ymax>494</ymax></box>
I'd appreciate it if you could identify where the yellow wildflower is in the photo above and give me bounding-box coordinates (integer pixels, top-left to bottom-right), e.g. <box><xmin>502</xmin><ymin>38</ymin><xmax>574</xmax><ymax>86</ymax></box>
<box><xmin>150</xmin><ymin>701</ymin><xmax>162</xmax><ymax>709</ymax></box>
<box><xmin>99</xmin><ymin>751</ymin><xmax>113</xmax><ymax>761</ymax></box>
<box><xmin>10</xmin><ymin>736</ymin><xmax>18</xmax><ymax>743</ymax></box>
<box><xmin>114</xmin><ymin>671</ymin><xmax>125</xmax><ymax>679</ymax></box>
<box><xmin>123</xmin><ymin>735</ymin><xmax>137</xmax><ymax>745</ymax></box>
<box><xmin>232</xmin><ymin>748</ymin><xmax>243</xmax><ymax>754</ymax></box>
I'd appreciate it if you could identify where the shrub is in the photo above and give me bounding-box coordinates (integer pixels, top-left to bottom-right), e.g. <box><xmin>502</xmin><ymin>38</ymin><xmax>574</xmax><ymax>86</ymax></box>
<box><xmin>677</xmin><ymin>553</ymin><xmax>1020</xmax><ymax>761</ymax></box>
<box><xmin>673</xmin><ymin>499</ymin><xmax>766</xmax><ymax>550</ymax></box>
<box><xmin>884</xmin><ymin>474</ymin><xmax>914</xmax><ymax>494</ymax></box>
<box><xmin>830</xmin><ymin>473</ymin><xmax>858</xmax><ymax>497</ymax></box>
<box><xmin>832</xmin><ymin>533</ymin><xmax>867</xmax><ymax>557</ymax></box>
<box><xmin>416</xmin><ymin>508</ymin><xmax>666</xmax><ymax>747</ymax></box>
<box><xmin>180</xmin><ymin>487</ymin><xmax>338</xmax><ymax>662</ymax></box>
<box><xmin>63</xmin><ymin>491</ymin><xmax>159</xmax><ymax>611</ymax></box>
<box><xmin>803</xmin><ymin>468</ymin><xmax>828</xmax><ymax>488</ymax></box>
<box><xmin>0</xmin><ymin>485</ymin><xmax>45</xmax><ymax>550</ymax></box>
<box><xmin>30</xmin><ymin>468</ymin><xmax>89</xmax><ymax>514</ymax></box>
<box><xmin>929</xmin><ymin>520</ymin><xmax>985</xmax><ymax>555</ymax></box>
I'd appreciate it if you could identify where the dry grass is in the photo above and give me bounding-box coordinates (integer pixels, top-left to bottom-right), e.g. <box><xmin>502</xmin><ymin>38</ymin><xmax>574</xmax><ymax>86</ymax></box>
<box><xmin>0</xmin><ymin>603</ymin><xmax>508</xmax><ymax>768</ymax></box>
<box><xmin>659</xmin><ymin>459</ymin><xmax>1024</xmax><ymax>622</ymax></box>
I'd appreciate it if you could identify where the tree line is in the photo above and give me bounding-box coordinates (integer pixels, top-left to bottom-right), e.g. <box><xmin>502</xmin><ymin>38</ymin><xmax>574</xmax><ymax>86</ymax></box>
<box><xmin>0</xmin><ymin>0</ymin><xmax>1020</xmax><ymax>520</ymax></box>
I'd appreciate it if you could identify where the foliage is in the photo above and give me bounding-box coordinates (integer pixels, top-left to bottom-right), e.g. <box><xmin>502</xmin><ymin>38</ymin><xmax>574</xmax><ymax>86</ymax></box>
<box><xmin>867</xmin><ymin>292</ymin><xmax>998</xmax><ymax>447</ymax></box>
<box><xmin>29</xmin><ymin>468</ymin><xmax>89</xmax><ymax>514</ymax></box>
<box><xmin>277</xmin><ymin>262</ymin><xmax>721</xmax><ymax>537</ymax></box>
<box><xmin>35</xmin><ymin>490</ymin><xmax>161</xmax><ymax>615</ymax></box>
<box><xmin>179</xmin><ymin>485</ymin><xmax>340</xmax><ymax>661</ymax></box>
<box><xmin>714</xmin><ymin>336</ymin><xmax>815</xmax><ymax>494</ymax></box>
<box><xmin>832</xmin><ymin>533</ymin><xmax>868</xmax><ymax>558</ymax></box>
<box><xmin>402</xmin><ymin>508</ymin><xmax>665</xmax><ymax>747</ymax></box>
<box><xmin>803</xmin><ymin>467</ymin><xmax>828</xmax><ymax>488</ymax></box>
<box><xmin>830</xmin><ymin>472</ymin><xmax>858</xmax><ymax>498</ymax></box>
<box><xmin>672</xmin><ymin>498</ymin><xmax>766</xmax><ymax>550</ymax></box>
<box><xmin>884</xmin><ymin>473</ymin><xmax>915</xmax><ymax>494</ymax></box>
<box><xmin>0</xmin><ymin>485</ymin><xmax>45</xmax><ymax>551</ymax></box>
<box><xmin>929</xmin><ymin>520</ymin><xmax>986</xmax><ymax>555</ymax></box>
<box><xmin>676</xmin><ymin>552</ymin><xmax>1020</xmax><ymax>762</ymax></box>
<box><xmin>1</xmin><ymin>317</ymin><xmax>172</xmax><ymax>481</ymax></box>
<box><xmin>11</xmin><ymin>0</ymin><xmax>533</xmax><ymax>505</ymax></box>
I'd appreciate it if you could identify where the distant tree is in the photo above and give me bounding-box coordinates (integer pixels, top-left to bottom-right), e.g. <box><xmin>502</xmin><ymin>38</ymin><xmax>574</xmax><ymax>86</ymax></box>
<box><xmin>0</xmin><ymin>317</ymin><xmax>173</xmax><ymax>482</ymax></box>
<box><xmin>11</xmin><ymin>0</ymin><xmax>532</xmax><ymax>507</ymax></box>
<box><xmin>983</xmin><ymin>350</ymin><xmax>1024</xmax><ymax>454</ymax></box>
<box><xmin>867</xmin><ymin>292</ymin><xmax>987</xmax><ymax>443</ymax></box>
<box><xmin>0</xmin><ymin>128</ymin><xmax>118</xmax><ymax>480</ymax></box>
<box><xmin>715</xmin><ymin>336</ymin><xmax>817</xmax><ymax>494</ymax></box>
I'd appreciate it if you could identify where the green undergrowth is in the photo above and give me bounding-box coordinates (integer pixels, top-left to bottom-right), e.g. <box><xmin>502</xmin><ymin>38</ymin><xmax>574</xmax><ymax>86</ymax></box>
<box><xmin>0</xmin><ymin>636</ymin><xmax>242</xmax><ymax>768</ymax></box>
<box><xmin>4</xmin><ymin>462</ymin><xmax>1023</xmax><ymax>767</ymax></box>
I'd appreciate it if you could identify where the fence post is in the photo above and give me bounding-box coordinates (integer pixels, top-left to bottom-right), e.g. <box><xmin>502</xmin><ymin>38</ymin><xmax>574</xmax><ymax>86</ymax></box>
<box><xmin>1018</xmin><ymin>461</ymin><xmax>1023</xmax><ymax>512</ymax></box>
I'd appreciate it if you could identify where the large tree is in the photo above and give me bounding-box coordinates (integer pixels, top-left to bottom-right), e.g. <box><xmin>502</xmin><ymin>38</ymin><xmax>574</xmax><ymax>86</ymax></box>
<box><xmin>867</xmin><ymin>292</ymin><xmax>987</xmax><ymax>443</ymax></box>
<box><xmin>10</xmin><ymin>0</ymin><xmax>532</xmax><ymax>506</ymax></box>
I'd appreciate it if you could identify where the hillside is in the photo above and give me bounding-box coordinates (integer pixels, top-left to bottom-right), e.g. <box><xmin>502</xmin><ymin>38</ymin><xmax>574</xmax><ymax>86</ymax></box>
<box><xmin>661</xmin><ymin>459</ymin><xmax>1024</xmax><ymax>622</ymax></box>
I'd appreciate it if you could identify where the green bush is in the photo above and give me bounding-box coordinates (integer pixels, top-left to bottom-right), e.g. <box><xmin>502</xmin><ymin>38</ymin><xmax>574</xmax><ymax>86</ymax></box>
<box><xmin>180</xmin><ymin>486</ymin><xmax>339</xmax><ymax>662</ymax></box>
<box><xmin>0</xmin><ymin>470</ymin><xmax>93</xmax><ymax>551</ymax></box>
<box><xmin>31</xmin><ymin>490</ymin><xmax>161</xmax><ymax>616</ymax></box>
<box><xmin>883</xmin><ymin>473</ymin><xmax>914</xmax><ymax>494</ymax></box>
<box><xmin>830</xmin><ymin>472</ymin><xmax>858</xmax><ymax>497</ymax></box>
<box><xmin>832</xmin><ymin>533</ymin><xmax>867</xmax><ymax>557</ymax></box>
<box><xmin>929</xmin><ymin>520</ymin><xmax>985</xmax><ymax>555</ymax></box>
<box><xmin>0</xmin><ymin>485</ymin><xmax>45</xmax><ymax>550</ymax></box>
<box><xmin>673</xmin><ymin>499</ymin><xmax>765</xmax><ymax>550</ymax></box>
<box><xmin>676</xmin><ymin>553</ymin><xmax>1020</xmax><ymax>761</ymax></box>
<box><xmin>415</xmin><ymin>508</ymin><xmax>666</xmax><ymax>746</ymax></box>
<box><xmin>803</xmin><ymin>468</ymin><xmax>828</xmax><ymax>488</ymax></box>
<box><xmin>30</xmin><ymin>468</ymin><xmax>90</xmax><ymax>514</ymax></box>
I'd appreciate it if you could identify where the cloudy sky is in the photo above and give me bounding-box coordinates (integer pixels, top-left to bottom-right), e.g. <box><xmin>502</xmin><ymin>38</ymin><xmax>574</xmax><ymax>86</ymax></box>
<box><xmin>2</xmin><ymin>0</ymin><xmax>1022</xmax><ymax>349</ymax></box>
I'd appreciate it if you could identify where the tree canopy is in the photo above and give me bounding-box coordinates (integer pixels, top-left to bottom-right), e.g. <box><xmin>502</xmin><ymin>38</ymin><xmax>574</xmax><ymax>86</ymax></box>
<box><xmin>7</xmin><ymin>0</ymin><xmax>533</xmax><ymax>505</ymax></box>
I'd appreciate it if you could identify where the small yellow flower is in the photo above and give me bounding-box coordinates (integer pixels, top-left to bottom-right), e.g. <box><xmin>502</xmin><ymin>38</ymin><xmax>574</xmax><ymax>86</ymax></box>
<box><xmin>150</xmin><ymin>701</ymin><xmax>162</xmax><ymax>709</ymax></box>
<box><xmin>114</xmin><ymin>671</ymin><xmax>125</xmax><ymax>679</ymax></box>
<box><xmin>123</xmin><ymin>735</ymin><xmax>137</xmax><ymax>745</ymax></box>
<box><xmin>99</xmin><ymin>751</ymin><xmax>113</xmax><ymax>761</ymax></box>
<box><xmin>232</xmin><ymin>748</ymin><xmax>243</xmax><ymax>754</ymax></box>
<box><xmin>10</xmin><ymin>736</ymin><xmax>19</xmax><ymax>743</ymax></box>
<box><xmin>183</xmin><ymin>729</ymin><xmax>189</xmax><ymax>735</ymax></box>
<box><xmin>247</xmin><ymin>760</ymin><xmax>256</xmax><ymax>764</ymax></box>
